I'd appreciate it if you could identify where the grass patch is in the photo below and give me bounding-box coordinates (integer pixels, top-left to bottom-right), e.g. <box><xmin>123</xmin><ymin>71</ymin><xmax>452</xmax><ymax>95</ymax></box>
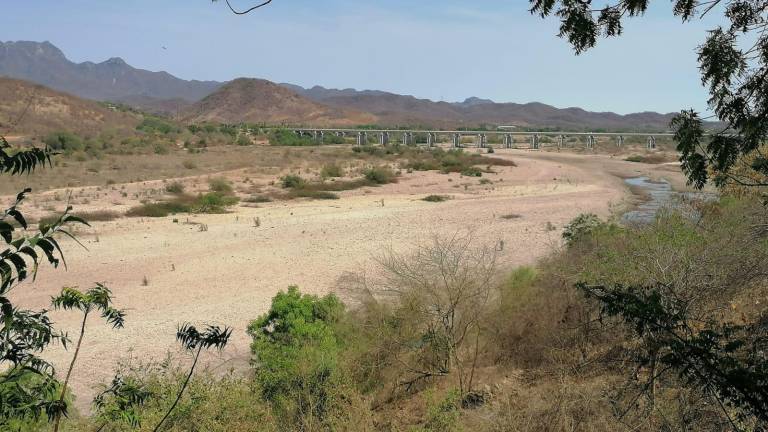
<box><xmin>126</xmin><ymin>192</ymin><xmax>239</xmax><ymax>217</ymax></box>
<box><xmin>400</xmin><ymin>148</ymin><xmax>516</xmax><ymax>175</ymax></box>
<box><xmin>276</xmin><ymin>168</ymin><xmax>398</xmax><ymax>201</ymax></box>
<box><xmin>289</xmin><ymin>190</ymin><xmax>340</xmax><ymax>200</ymax></box>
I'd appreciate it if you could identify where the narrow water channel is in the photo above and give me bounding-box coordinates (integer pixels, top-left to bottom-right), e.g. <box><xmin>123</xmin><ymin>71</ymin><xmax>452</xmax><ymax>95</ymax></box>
<box><xmin>621</xmin><ymin>176</ymin><xmax>713</xmax><ymax>224</ymax></box>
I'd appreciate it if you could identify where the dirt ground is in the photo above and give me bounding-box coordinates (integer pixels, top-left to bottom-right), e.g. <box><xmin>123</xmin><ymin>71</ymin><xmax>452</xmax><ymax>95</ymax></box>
<box><xmin>6</xmin><ymin>149</ymin><xmax>689</xmax><ymax>411</ymax></box>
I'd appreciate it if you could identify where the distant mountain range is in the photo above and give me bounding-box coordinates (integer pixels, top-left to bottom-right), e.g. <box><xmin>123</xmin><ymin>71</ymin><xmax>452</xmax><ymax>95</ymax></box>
<box><xmin>0</xmin><ymin>40</ymin><xmax>679</xmax><ymax>131</ymax></box>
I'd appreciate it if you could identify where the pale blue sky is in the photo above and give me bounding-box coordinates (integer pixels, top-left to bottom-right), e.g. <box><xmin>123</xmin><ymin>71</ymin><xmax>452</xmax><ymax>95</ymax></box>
<box><xmin>2</xmin><ymin>0</ymin><xmax>724</xmax><ymax>114</ymax></box>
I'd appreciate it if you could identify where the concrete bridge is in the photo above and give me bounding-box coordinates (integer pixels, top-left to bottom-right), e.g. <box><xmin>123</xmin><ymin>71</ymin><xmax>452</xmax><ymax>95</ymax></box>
<box><xmin>282</xmin><ymin>128</ymin><xmax>673</xmax><ymax>150</ymax></box>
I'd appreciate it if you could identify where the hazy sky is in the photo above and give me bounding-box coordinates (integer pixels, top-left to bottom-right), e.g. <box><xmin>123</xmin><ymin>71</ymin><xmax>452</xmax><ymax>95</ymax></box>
<box><xmin>2</xmin><ymin>0</ymin><xmax>725</xmax><ymax>114</ymax></box>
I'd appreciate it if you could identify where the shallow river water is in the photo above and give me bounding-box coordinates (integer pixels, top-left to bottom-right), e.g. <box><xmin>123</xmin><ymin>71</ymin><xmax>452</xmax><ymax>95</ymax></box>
<box><xmin>621</xmin><ymin>176</ymin><xmax>714</xmax><ymax>224</ymax></box>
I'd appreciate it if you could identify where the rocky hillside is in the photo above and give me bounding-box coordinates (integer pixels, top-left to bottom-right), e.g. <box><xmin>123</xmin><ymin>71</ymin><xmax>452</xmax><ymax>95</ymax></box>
<box><xmin>182</xmin><ymin>78</ymin><xmax>376</xmax><ymax>126</ymax></box>
<box><xmin>0</xmin><ymin>77</ymin><xmax>140</xmax><ymax>136</ymax></box>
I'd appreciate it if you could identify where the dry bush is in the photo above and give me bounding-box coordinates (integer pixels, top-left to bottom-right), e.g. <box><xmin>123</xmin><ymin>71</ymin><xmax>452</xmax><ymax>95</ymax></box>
<box><xmin>343</xmin><ymin>234</ymin><xmax>499</xmax><ymax>402</ymax></box>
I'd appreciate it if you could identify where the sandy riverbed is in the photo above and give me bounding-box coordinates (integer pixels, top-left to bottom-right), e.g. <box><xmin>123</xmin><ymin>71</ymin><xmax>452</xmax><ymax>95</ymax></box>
<box><xmin>7</xmin><ymin>149</ymin><xmax>687</xmax><ymax>410</ymax></box>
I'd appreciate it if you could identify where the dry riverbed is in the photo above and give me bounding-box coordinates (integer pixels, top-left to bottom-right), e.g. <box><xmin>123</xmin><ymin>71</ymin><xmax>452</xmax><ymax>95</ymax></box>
<box><xmin>6</xmin><ymin>149</ymin><xmax>688</xmax><ymax>411</ymax></box>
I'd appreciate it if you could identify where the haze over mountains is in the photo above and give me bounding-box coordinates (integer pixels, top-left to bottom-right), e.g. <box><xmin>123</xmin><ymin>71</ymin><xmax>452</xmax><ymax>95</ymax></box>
<box><xmin>0</xmin><ymin>40</ymin><xmax>678</xmax><ymax>131</ymax></box>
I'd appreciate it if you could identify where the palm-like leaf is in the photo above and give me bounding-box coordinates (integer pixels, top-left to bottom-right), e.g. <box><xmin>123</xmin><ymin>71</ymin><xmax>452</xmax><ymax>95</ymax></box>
<box><xmin>0</xmin><ymin>136</ymin><xmax>54</xmax><ymax>176</ymax></box>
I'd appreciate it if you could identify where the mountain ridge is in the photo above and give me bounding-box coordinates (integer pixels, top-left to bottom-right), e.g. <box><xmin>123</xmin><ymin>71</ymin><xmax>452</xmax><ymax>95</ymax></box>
<box><xmin>0</xmin><ymin>40</ymin><xmax>679</xmax><ymax>131</ymax></box>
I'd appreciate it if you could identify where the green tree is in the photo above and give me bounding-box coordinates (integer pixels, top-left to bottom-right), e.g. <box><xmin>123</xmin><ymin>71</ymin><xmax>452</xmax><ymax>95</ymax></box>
<box><xmin>50</xmin><ymin>284</ymin><xmax>126</xmax><ymax>432</ymax></box>
<box><xmin>0</xmin><ymin>136</ymin><xmax>89</xmax><ymax>427</ymax></box>
<box><xmin>531</xmin><ymin>0</ymin><xmax>768</xmax><ymax>191</ymax></box>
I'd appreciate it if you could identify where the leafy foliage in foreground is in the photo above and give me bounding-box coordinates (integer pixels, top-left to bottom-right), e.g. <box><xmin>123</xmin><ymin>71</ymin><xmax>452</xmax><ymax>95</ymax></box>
<box><xmin>531</xmin><ymin>0</ymin><xmax>768</xmax><ymax>192</ymax></box>
<box><xmin>580</xmin><ymin>281</ymin><xmax>768</xmax><ymax>424</ymax></box>
<box><xmin>248</xmin><ymin>287</ymin><xmax>348</xmax><ymax>425</ymax></box>
<box><xmin>0</xmin><ymin>136</ymin><xmax>89</xmax><ymax>428</ymax></box>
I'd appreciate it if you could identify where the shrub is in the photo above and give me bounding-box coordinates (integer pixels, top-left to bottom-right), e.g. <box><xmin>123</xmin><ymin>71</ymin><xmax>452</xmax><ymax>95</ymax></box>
<box><xmin>136</xmin><ymin>117</ymin><xmax>178</xmax><ymax>134</ymax></box>
<box><xmin>84</xmin><ymin>363</ymin><xmax>277</xmax><ymax>432</ymax></box>
<box><xmin>165</xmin><ymin>181</ymin><xmax>185</xmax><ymax>194</ymax></box>
<box><xmin>269</xmin><ymin>129</ymin><xmax>315</xmax><ymax>146</ymax></box>
<box><xmin>291</xmin><ymin>190</ymin><xmax>340</xmax><ymax>200</ymax></box>
<box><xmin>363</xmin><ymin>166</ymin><xmax>397</xmax><ymax>184</ymax></box>
<box><xmin>248</xmin><ymin>287</ymin><xmax>348</xmax><ymax>425</ymax></box>
<box><xmin>43</xmin><ymin>131</ymin><xmax>84</xmax><ymax>154</ymax></box>
<box><xmin>182</xmin><ymin>160</ymin><xmax>197</xmax><ymax>170</ymax></box>
<box><xmin>193</xmin><ymin>192</ymin><xmax>239</xmax><ymax>213</ymax></box>
<box><xmin>625</xmin><ymin>154</ymin><xmax>672</xmax><ymax>164</ymax></box>
<box><xmin>422</xmin><ymin>195</ymin><xmax>450</xmax><ymax>202</ymax></box>
<box><xmin>235</xmin><ymin>134</ymin><xmax>252</xmax><ymax>146</ymax></box>
<box><xmin>243</xmin><ymin>195</ymin><xmax>272</xmax><ymax>203</ymax></box>
<box><xmin>561</xmin><ymin>213</ymin><xmax>605</xmax><ymax>246</ymax></box>
<box><xmin>417</xmin><ymin>389</ymin><xmax>462</xmax><ymax>432</ymax></box>
<box><xmin>321</xmin><ymin>164</ymin><xmax>344</xmax><ymax>178</ymax></box>
<box><xmin>460</xmin><ymin>167</ymin><xmax>483</xmax><ymax>177</ymax></box>
<box><xmin>208</xmin><ymin>177</ymin><xmax>233</xmax><ymax>194</ymax></box>
<box><xmin>126</xmin><ymin>202</ymin><xmax>190</xmax><ymax>218</ymax></box>
<box><xmin>280</xmin><ymin>174</ymin><xmax>306</xmax><ymax>189</ymax></box>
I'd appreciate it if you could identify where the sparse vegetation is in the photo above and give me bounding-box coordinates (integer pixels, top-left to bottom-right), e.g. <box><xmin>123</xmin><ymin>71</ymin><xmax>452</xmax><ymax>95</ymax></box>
<box><xmin>208</xmin><ymin>177</ymin><xmax>233</xmax><ymax>194</ymax></box>
<box><xmin>165</xmin><ymin>181</ymin><xmax>185</xmax><ymax>194</ymax></box>
<box><xmin>320</xmin><ymin>163</ymin><xmax>344</xmax><ymax>178</ymax></box>
<box><xmin>362</xmin><ymin>166</ymin><xmax>397</xmax><ymax>184</ymax></box>
<box><xmin>422</xmin><ymin>194</ymin><xmax>450</xmax><ymax>202</ymax></box>
<box><xmin>269</xmin><ymin>129</ymin><xmax>316</xmax><ymax>146</ymax></box>
<box><xmin>280</xmin><ymin>174</ymin><xmax>307</xmax><ymax>189</ymax></box>
<box><xmin>625</xmin><ymin>153</ymin><xmax>673</xmax><ymax>164</ymax></box>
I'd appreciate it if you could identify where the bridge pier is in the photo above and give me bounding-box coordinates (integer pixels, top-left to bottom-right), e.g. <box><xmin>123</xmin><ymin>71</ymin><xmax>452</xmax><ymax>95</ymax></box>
<box><xmin>452</xmin><ymin>133</ymin><xmax>461</xmax><ymax>148</ymax></box>
<box><xmin>557</xmin><ymin>135</ymin><xmax>565</xmax><ymax>149</ymax></box>
<box><xmin>503</xmin><ymin>134</ymin><xmax>513</xmax><ymax>148</ymax></box>
<box><xmin>476</xmin><ymin>134</ymin><xmax>488</xmax><ymax>148</ymax></box>
<box><xmin>647</xmin><ymin>136</ymin><xmax>657</xmax><ymax>149</ymax></box>
<box><xmin>587</xmin><ymin>135</ymin><xmax>596</xmax><ymax>150</ymax></box>
<box><xmin>356</xmin><ymin>131</ymin><xmax>368</xmax><ymax>146</ymax></box>
<box><xmin>616</xmin><ymin>135</ymin><xmax>624</xmax><ymax>147</ymax></box>
<box><xmin>379</xmin><ymin>131</ymin><xmax>389</xmax><ymax>146</ymax></box>
<box><xmin>427</xmin><ymin>132</ymin><xmax>437</xmax><ymax>147</ymax></box>
<box><xmin>531</xmin><ymin>134</ymin><xmax>540</xmax><ymax>150</ymax></box>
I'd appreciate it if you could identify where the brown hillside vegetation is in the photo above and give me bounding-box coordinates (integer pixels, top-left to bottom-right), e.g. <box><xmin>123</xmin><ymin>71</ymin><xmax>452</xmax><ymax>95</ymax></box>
<box><xmin>0</xmin><ymin>77</ymin><xmax>140</xmax><ymax>135</ymax></box>
<box><xmin>182</xmin><ymin>78</ymin><xmax>376</xmax><ymax>126</ymax></box>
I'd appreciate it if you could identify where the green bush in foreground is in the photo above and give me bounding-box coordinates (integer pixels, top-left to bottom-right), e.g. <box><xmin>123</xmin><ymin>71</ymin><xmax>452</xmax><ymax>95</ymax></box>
<box><xmin>248</xmin><ymin>286</ymin><xmax>348</xmax><ymax>425</ymax></box>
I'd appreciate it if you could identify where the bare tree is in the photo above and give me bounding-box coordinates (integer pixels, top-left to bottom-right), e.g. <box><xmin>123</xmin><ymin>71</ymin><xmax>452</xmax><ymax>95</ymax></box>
<box><xmin>351</xmin><ymin>233</ymin><xmax>499</xmax><ymax>398</ymax></box>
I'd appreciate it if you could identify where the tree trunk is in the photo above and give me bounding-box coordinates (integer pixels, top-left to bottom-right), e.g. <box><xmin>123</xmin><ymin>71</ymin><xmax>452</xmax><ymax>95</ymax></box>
<box><xmin>53</xmin><ymin>310</ymin><xmax>89</xmax><ymax>432</ymax></box>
